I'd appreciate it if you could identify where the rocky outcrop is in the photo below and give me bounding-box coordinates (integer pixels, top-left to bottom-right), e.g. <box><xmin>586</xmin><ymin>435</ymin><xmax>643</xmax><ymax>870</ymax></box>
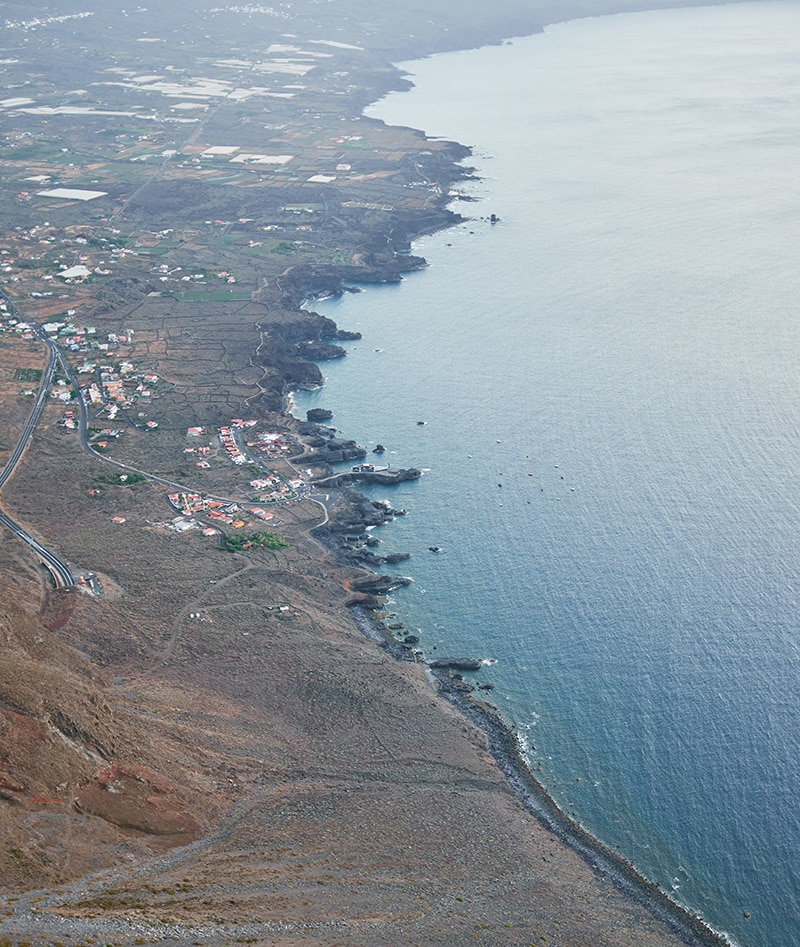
<box><xmin>306</xmin><ymin>408</ymin><xmax>334</xmax><ymax>422</ymax></box>
<box><xmin>316</xmin><ymin>467</ymin><xmax>421</xmax><ymax>487</ymax></box>
<box><xmin>278</xmin><ymin>255</ymin><xmax>428</xmax><ymax>308</ymax></box>
<box><xmin>310</xmin><ymin>437</ymin><xmax>367</xmax><ymax>465</ymax></box>
<box><xmin>250</xmin><ymin>309</ymin><xmax>359</xmax><ymax>410</ymax></box>
<box><xmin>383</xmin><ymin>552</ymin><xmax>412</xmax><ymax>564</ymax></box>
<box><xmin>320</xmin><ymin>491</ymin><xmax>395</xmax><ymax>534</ymax></box>
<box><xmin>295</xmin><ymin>423</ymin><xmax>332</xmax><ymax>440</ymax></box>
<box><xmin>296</xmin><ymin>340</ymin><xmax>347</xmax><ymax>360</ymax></box>
<box><xmin>294</xmin><ymin>428</ymin><xmax>368</xmax><ymax>465</ymax></box>
<box><xmin>348</xmin><ymin>548</ymin><xmax>411</xmax><ymax>567</ymax></box>
<box><xmin>350</xmin><ymin>573</ymin><xmax>412</xmax><ymax>595</ymax></box>
<box><xmin>429</xmin><ymin>657</ymin><xmax>484</xmax><ymax>672</ymax></box>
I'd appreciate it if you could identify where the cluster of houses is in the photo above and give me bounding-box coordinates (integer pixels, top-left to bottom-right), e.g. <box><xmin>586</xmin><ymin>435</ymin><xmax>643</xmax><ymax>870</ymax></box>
<box><xmin>218</xmin><ymin>424</ymin><xmax>246</xmax><ymax>465</ymax></box>
<box><xmin>6</xmin><ymin>315</ymin><xmax>153</xmax><ymax>420</ymax></box>
<box><xmin>207</xmin><ymin>504</ymin><xmax>275</xmax><ymax>527</ymax></box>
<box><xmin>249</xmin><ymin>473</ymin><xmax>302</xmax><ymax>503</ymax></box>
<box><xmin>0</xmin><ymin>300</ymin><xmax>132</xmax><ymax>356</ymax></box>
<box><xmin>149</xmin><ymin>261</ymin><xmax>237</xmax><ymax>285</ymax></box>
<box><xmin>167</xmin><ymin>491</ymin><xmax>276</xmax><ymax>527</ymax></box>
<box><xmin>184</xmin><ymin>427</ymin><xmax>212</xmax><ymax>466</ymax></box>
<box><xmin>0</xmin><ymin>311</ymin><xmax>37</xmax><ymax>341</ymax></box>
<box><xmin>0</xmin><ymin>220</ymin><xmax>124</xmax><ymax>289</ymax></box>
<box><xmin>168</xmin><ymin>492</ymin><xmax>209</xmax><ymax>515</ymax></box>
<box><xmin>247</xmin><ymin>505</ymin><xmax>276</xmax><ymax>521</ymax></box>
<box><xmin>185</xmin><ymin>426</ymin><xmax>302</xmax><ymax>494</ymax></box>
<box><xmin>0</xmin><ymin>309</ymin><xmax>151</xmax><ymax>427</ymax></box>
<box><xmin>42</xmin><ymin>318</ymin><xmax>134</xmax><ymax>353</ymax></box>
<box><xmin>184</xmin><ymin>445</ymin><xmax>212</xmax><ymax>466</ymax></box>
<box><xmin>218</xmin><ymin>419</ymin><xmax>258</xmax><ymax>465</ymax></box>
<box><xmin>250</xmin><ymin>429</ymin><xmax>296</xmax><ymax>458</ymax></box>
<box><xmin>79</xmin><ymin>361</ymin><xmax>157</xmax><ymax>419</ymax></box>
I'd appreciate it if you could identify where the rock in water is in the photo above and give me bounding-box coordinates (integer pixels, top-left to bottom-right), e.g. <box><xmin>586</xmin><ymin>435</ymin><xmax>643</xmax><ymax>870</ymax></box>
<box><xmin>429</xmin><ymin>657</ymin><xmax>483</xmax><ymax>672</ymax></box>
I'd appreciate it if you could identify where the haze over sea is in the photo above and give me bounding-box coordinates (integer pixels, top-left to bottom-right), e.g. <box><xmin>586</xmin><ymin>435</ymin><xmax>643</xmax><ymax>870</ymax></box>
<box><xmin>294</xmin><ymin>4</ymin><xmax>800</xmax><ymax>944</ymax></box>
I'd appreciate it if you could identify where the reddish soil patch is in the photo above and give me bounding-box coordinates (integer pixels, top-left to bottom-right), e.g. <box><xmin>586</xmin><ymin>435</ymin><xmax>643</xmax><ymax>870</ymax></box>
<box><xmin>73</xmin><ymin>764</ymin><xmax>201</xmax><ymax>841</ymax></box>
<box><xmin>39</xmin><ymin>587</ymin><xmax>78</xmax><ymax>631</ymax></box>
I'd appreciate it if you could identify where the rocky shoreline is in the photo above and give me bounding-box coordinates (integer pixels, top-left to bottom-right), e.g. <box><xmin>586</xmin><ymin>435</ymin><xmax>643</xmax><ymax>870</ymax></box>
<box><xmin>286</xmin><ymin>382</ymin><xmax>734</xmax><ymax>946</ymax></box>
<box><xmin>433</xmin><ymin>672</ymin><xmax>733</xmax><ymax>947</ymax></box>
<box><xmin>346</xmin><ymin>593</ymin><xmax>733</xmax><ymax>947</ymax></box>
<box><xmin>277</xmin><ymin>132</ymin><xmax>735</xmax><ymax>947</ymax></box>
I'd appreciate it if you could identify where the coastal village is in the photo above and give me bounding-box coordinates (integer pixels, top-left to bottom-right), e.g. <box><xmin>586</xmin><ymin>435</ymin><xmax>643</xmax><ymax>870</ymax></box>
<box><xmin>0</xmin><ymin>16</ymin><xmax>447</xmax><ymax>554</ymax></box>
<box><xmin>88</xmin><ymin>411</ymin><xmax>312</xmax><ymax>537</ymax></box>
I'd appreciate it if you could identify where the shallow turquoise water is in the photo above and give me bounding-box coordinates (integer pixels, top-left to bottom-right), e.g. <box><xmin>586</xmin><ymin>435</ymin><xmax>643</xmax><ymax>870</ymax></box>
<box><xmin>294</xmin><ymin>5</ymin><xmax>800</xmax><ymax>944</ymax></box>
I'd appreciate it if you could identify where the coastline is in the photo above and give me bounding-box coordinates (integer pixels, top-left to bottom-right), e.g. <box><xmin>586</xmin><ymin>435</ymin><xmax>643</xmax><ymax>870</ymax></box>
<box><xmin>434</xmin><ymin>669</ymin><xmax>734</xmax><ymax>947</ymax></box>
<box><xmin>289</xmin><ymin>25</ymin><xmax>742</xmax><ymax>945</ymax></box>
<box><xmin>0</xmin><ymin>4</ymin><xmax>764</xmax><ymax>945</ymax></box>
<box><xmin>345</xmin><ymin>590</ymin><xmax>736</xmax><ymax>947</ymax></box>
<box><xmin>294</xmin><ymin>288</ymin><xmax>736</xmax><ymax>944</ymax></box>
<box><xmin>286</xmin><ymin>354</ymin><xmax>738</xmax><ymax>945</ymax></box>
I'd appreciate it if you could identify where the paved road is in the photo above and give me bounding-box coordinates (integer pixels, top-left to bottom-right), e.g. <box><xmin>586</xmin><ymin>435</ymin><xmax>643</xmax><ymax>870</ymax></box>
<box><xmin>0</xmin><ymin>293</ymin><xmax>76</xmax><ymax>588</ymax></box>
<box><xmin>0</xmin><ymin>329</ymin><xmax>56</xmax><ymax>490</ymax></box>
<box><xmin>0</xmin><ymin>507</ymin><xmax>74</xmax><ymax>587</ymax></box>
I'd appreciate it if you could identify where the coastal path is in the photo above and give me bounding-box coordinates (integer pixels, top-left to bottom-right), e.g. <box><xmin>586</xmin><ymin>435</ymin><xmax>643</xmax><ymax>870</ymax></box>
<box><xmin>154</xmin><ymin>555</ymin><xmax>258</xmax><ymax>668</ymax></box>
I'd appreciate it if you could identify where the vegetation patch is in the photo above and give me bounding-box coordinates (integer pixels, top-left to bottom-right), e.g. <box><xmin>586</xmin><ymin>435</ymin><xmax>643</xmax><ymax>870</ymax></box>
<box><xmin>221</xmin><ymin>531</ymin><xmax>288</xmax><ymax>552</ymax></box>
<box><xmin>14</xmin><ymin>368</ymin><xmax>43</xmax><ymax>383</ymax></box>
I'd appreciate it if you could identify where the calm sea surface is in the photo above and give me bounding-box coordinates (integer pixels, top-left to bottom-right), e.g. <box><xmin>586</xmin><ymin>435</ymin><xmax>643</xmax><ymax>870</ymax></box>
<box><xmin>293</xmin><ymin>4</ymin><xmax>800</xmax><ymax>944</ymax></box>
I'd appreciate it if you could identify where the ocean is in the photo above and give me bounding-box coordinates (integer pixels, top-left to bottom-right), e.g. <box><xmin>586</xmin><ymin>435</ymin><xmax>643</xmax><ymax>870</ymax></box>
<box><xmin>292</xmin><ymin>4</ymin><xmax>800</xmax><ymax>945</ymax></box>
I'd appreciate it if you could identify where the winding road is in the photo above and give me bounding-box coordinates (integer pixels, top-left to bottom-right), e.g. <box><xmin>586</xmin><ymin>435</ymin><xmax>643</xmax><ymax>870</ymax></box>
<box><xmin>0</xmin><ymin>296</ymin><xmax>76</xmax><ymax>588</ymax></box>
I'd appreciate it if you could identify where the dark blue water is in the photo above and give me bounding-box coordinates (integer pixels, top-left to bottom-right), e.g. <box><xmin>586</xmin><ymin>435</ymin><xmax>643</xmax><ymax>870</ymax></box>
<box><xmin>294</xmin><ymin>5</ymin><xmax>800</xmax><ymax>944</ymax></box>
